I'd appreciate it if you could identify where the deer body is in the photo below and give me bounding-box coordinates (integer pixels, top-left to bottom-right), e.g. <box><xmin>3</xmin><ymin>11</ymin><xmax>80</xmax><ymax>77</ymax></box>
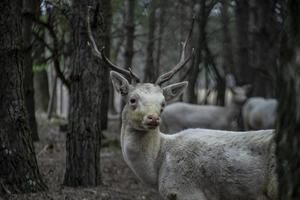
<box><xmin>243</xmin><ymin>97</ymin><xmax>278</xmax><ymax>130</ymax></box>
<box><xmin>161</xmin><ymin>101</ymin><xmax>241</xmax><ymax>133</ymax></box>
<box><xmin>121</xmin><ymin>108</ymin><xmax>276</xmax><ymax>200</ymax></box>
<box><xmin>160</xmin><ymin>86</ymin><xmax>249</xmax><ymax>133</ymax></box>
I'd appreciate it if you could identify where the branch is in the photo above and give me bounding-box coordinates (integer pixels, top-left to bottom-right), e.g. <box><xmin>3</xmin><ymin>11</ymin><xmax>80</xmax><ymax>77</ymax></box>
<box><xmin>155</xmin><ymin>17</ymin><xmax>196</xmax><ymax>86</ymax></box>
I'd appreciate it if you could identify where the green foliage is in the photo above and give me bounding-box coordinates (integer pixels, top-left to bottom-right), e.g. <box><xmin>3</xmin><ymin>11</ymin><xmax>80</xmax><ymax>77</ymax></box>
<box><xmin>135</xmin><ymin>2</ymin><xmax>147</xmax><ymax>26</ymax></box>
<box><xmin>32</xmin><ymin>1</ymin><xmax>72</xmax><ymax>76</ymax></box>
<box><xmin>33</xmin><ymin>63</ymin><xmax>48</xmax><ymax>73</ymax></box>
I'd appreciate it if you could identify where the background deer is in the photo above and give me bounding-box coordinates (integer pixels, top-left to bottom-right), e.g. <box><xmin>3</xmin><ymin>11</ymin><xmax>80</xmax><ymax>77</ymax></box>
<box><xmin>243</xmin><ymin>97</ymin><xmax>278</xmax><ymax>130</ymax></box>
<box><xmin>88</xmin><ymin>19</ymin><xmax>278</xmax><ymax>200</ymax></box>
<box><xmin>160</xmin><ymin>85</ymin><xmax>250</xmax><ymax>133</ymax></box>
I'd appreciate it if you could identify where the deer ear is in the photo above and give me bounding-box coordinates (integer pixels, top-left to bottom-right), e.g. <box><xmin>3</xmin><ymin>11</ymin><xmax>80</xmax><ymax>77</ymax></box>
<box><xmin>162</xmin><ymin>81</ymin><xmax>188</xmax><ymax>101</ymax></box>
<box><xmin>110</xmin><ymin>71</ymin><xmax>130</xmax><ymax>96</ymax></box>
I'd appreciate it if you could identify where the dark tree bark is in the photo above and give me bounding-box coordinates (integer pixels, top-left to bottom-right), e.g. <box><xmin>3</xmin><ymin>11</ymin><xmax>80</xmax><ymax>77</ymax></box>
<box><xmin>276</xmin><ymin>0</ymin><xmax>300</xmax><ymax>199</ymax></box>
<box><xmin>204</xmin><ymin>39</ymin><xmax>226</xmax><ymax>106</ymax></box>
<box><xmin>100</xmin><ymin>0</ymin><xmax>112</xmax><ymax>130</ymax></box>
<box><xmin>186</xmin><ymin>0</ymin><xmax>207</xmax><ymax>104</ymax></box>
<box><xmin>0</xmin><ymin>0</ymin><xmax>47</xmax><ymax>194</ymax></box>
<box><xmin>144</xmin><ymin>0</ymin><xmax>158</xmax><ymax>83</ymax></box>
<box><xmin>47</xmin><ymin>74</ymin><xmax>57</xmax><ymax>119</ymax></box>
<box><xmin>215</xmin><ymin>0</ymin><xmax>234</xmax><ymax>106</ymax></box>
<box><xmin>34</xmin><ymin>69</ymin><xmax>50</xmax><ymax>112</ymax></box>
<box><xmin>234</xmin><ymin>0</ymin><xmax>253</xmax><ymax>86</ymax></box>
<box><xmin>64</xmin><ymin>0</ymin><xmax>105</xmax><ymax>186</ymax></box>
<box><xmin>251</xmin><ymin>0</ymin><xmax>280</xmax><ymax>97</ymax></box>
<box><xmin>121</xmin><ymin>0</ymin><xmax>136</xmax><ymax>112</ymax></box>
<box><xmin>221</xmin><ymin>0</ymin><xmax>234</xmax><ymax>75</ymax></box>
<box><xmin>124</xmin><ymin>0</ymin><xmax>136</xmax><ymax>70</ymax></box>
<box><xmin>22</xmin><ymin>0</ymin><xmax>39</xmax><ymax>141</ymax></box>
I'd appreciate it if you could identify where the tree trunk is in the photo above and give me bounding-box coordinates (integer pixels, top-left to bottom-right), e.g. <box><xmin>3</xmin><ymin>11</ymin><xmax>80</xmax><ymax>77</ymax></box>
<box><xmin>186</xmin><ymin>0</ymin><xmax>206</xmax><ymax>104</ymax></box>
<box><xmin>155</xmin><ymin>0</ymin><xmax>167</xmax><ymax>71</ymax></box>
<box><xmin>251</xmin><ymin>0</ymin><xmax>279</xmax><ymax>97</ymax></box>
<box><xmin>276</xmin><ymin>0</ymin><xmax>300</xmax><ymax>199</ymax></box>
<box><xmin>215</xmin><ymin>0</ymin><xmax>234</xmax><ymax>106</ymax></box>
<box><xmin>234</xmin><ymin>0</ymin><xmax>253</xmax><ymax>86</ymax></box>
<box><xmin>34</xmin><ymin>69</ymin><xmax>50</xmax><ymax>112</ymax></box>
<box><xmin>0</xmin><ymin>0</ymin><xmax>47</xmax><ymax>194</ymax></box>
<box><xmin>121</xmin><ymin>0</ymin><xmax>136</xmax><ymax>111</ymax></box>
<box><xmin>64</xmin><ymin>0</ymin><xmax>105</xmax><ymax>186</ymax></box>
<box><xmin>144</xmin><ymin>0</ymin><xmax>158</xmax><ymax>83</ymax></box>
<box><xmin>47</xmin><ymin>75</ymin><xmax>57</xmax><ymax>119</ymax></box>
<box><xmin>22</xmin><ymin>0</ymin><xmax>39</xmax><ymax>141</ymax></box>
<box><xmin>221</xmin><ymin>0</ymin><xmax>234</xmax><ymax>75</ymax></box>
<box><xmin>124</xmin><ymin>0</ymin><xmax>136</xmax><ymax>70</ymax></box>
<box><xmin>100</xmin><ymin>0</ymin><xmax>112</xmax><ymax>131</ymax></box>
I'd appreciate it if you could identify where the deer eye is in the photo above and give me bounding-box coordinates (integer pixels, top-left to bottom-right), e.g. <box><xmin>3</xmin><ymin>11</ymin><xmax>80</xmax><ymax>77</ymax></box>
<box><xmin>129</xmin><ymin>97</ymin><xmax>137</xmax><ymax>106</ymax></box>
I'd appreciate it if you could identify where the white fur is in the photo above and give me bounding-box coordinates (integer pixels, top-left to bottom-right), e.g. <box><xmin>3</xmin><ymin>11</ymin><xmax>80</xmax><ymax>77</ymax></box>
<box><xmin>242</xmin><ymin>97</ymin><xmax>277</xmax><ymax>130</ymax></box>
<box><xmin>160</xmin><ymin>87</ymin><xmax>248</xmax><ymax>133</ymax></box>
<box><xmin>111</xmin><ymin>72</ymin><xmax>277</xmax><ymax>200</ymax></box>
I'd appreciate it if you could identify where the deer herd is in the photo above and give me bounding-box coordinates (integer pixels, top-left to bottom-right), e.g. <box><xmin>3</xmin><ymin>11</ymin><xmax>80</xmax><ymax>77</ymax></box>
<box><xmin>88</xmin><ymin>15</ymin><xmax>278</xmax><ymax>200</ymax></box>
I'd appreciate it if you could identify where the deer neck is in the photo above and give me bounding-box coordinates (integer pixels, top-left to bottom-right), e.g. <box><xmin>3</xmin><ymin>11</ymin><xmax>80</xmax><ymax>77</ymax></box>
<box><xmin>225</xmin><ymin>101</ymin><xmax>242</xmax><ymax>120</ymax></box>
<box><xmin>120</xmin><ymin>109</ymin><xmax>162</xmax><ymax>189</ymax></box>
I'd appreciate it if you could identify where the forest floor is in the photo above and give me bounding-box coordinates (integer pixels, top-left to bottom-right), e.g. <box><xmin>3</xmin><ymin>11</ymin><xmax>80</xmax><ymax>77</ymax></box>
<box><xmin>6</xmin><ymin>114</ymin><xmax>162</xmax><ymax>200</ymax></box>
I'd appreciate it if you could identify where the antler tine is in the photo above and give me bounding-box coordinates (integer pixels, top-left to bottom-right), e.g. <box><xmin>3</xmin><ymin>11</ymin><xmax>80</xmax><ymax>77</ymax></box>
<box><xmin>155</xmin><ymin>17</ymin><xmax>195</xmax><ymax>86</ymax></box>
<box><xmin>87</xmin><ymin>7</ymin><xmax>140</xmax><ymax>83</ymax></box>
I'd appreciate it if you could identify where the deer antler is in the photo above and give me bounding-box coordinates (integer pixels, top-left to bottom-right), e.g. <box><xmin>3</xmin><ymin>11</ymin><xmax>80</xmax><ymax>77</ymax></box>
<box><xmin>86</xmin><ymin>7</ymin><xmax>140</xmax><ymax>83</ymax></box>
<box><xmin>155</xmin><ymin>17</ymin><xmax>195</xmax><ymax>86</ymax></box>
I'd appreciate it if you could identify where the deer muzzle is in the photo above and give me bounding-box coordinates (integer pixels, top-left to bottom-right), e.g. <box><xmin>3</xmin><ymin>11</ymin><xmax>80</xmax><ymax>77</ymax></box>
<box><xmin>144</xmin><ymin>114</ymin><xmax>161</xmax><ymax>128</ymax></box>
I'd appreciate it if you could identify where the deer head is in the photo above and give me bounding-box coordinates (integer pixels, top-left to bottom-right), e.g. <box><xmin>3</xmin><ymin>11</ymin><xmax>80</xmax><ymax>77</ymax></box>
<box><xmin>87</xmin><ymin>10</ymin><xmax>194</xmax><ymax>130</ymax></box>
<box><xmin>110</xmin><ymin>71</ymin><xmax>188</xmax><ymax>130</ymax></box>
<box><xmin>230</xmin><ymin>85</ymin><xmax>252</xmax><ymax>105</ymax></box>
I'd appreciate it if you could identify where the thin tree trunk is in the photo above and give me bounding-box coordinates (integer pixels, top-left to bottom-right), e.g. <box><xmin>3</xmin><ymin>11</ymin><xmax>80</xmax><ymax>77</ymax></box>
<box><xmin>155</xmin><ymin>0</ymin><xmax>167</xmax><ymax>71</ymax></box>
<box><xmin>276</xmin><ymin>0</ymin><xmax>300</xmax><ymax>199</ymax></box>
<box><xmin>214</xmin><ymin>0</ymin><xmax>234</xmax><ymax>106</ymax></box>
<box><xmin>34</xmin><ymin>69</ymin><xmax>50</xmax><ymax>112</ymax></box>
<box><xmin>22</xmin><ymin>0</ymin><xmax>39</xmax><ymax>141</ymax></box>
<box><xmin>144</xmin><ymin>0</ymin><xmax>158</xmax><ymax>83</ymax></box>
<box><xmin>178</xmin><ymin>1</ymin><xmax>185</xmax><ymax>102</ymax></box>
<box><xmin>47</xmin><ymin>75</ymin><xmax>57</xmax><ymax>119</ymax></box>
<box><xmin>124</xmin><ymin>0</ymin><xmax>136</xmax><ymax>70</ymax></box>
<box><xmin>0</xmin><ymin>0</ymin><xmax>47</xmax><ymax>194</ymax></box>
<box><xmin>204</xmin><ymin>39</ymin><xmax>226</xmax><ymax>106</ymax></box>
<box><xmin>221</xmin><ymin>0</ymin><xmax>234</xmax><ymax>75</ymax></box>
<box><xmin>64</xmin><ymin>0</ymin><xmax>104</xmax><ymax>186</ymax></box>
<box><xmin>251</xmin><ymin>0</ymin><xmax>279</xmax><ymax>97</ymax></box>
<box><xmin>121</xmin><ymin>0</ymin><xmax>136</xmax><ymax>112</ymax></box>
<box><xmin>234</xmin><ymin>0</ymin><xmax>253</xmax><ymax>86</ymax></box>
<box><xmin>187</xmin><ymin>0</ymin><xmax>206</xmax><ymax>104</ymax></box>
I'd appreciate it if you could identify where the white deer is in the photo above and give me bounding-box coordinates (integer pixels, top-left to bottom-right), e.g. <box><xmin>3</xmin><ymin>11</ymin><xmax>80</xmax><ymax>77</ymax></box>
<box><xmin>243</xmin><ymin>97</ymin><xmax>278</xmax><ymax>130</ymax></box>
<box><xmin>87</xmin><ymin>17</ymin><xmax>277</xmax><ymax>200</ymax></box>
<box><xmin>160</xmin><ymin>85</ymin><xmax>251</xmax><ymax>133</ymax></box>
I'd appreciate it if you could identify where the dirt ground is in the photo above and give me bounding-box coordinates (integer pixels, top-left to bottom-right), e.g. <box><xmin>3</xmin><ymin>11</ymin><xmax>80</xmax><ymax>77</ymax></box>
<box><xmin>6</xmin><ymin>114</ymin><xmax>162</xmax><ymax>200</ymax></box>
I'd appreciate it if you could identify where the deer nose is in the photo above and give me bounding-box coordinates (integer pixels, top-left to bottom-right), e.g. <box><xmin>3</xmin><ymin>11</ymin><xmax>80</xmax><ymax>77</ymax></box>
<box><xmin>146</xmin><ymin>115</ymin><xmax>160</xmax><ymax>126</ymax></box>
<box><xmin>147</xmin><ymin>115</ymin><xmax>159</xmax><ymax>121</ymax></box>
